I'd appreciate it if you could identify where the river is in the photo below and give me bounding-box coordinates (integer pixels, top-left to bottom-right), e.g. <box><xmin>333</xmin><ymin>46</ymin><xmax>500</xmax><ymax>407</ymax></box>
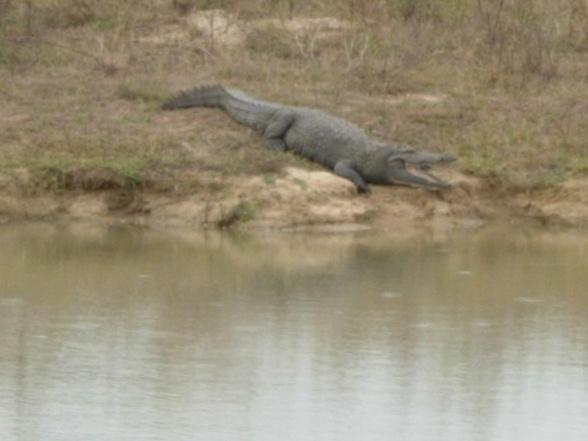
<box><xmin>1</xmin><ymin>222</ymin><xmax>587</xmax><ymax>441</ymax></box>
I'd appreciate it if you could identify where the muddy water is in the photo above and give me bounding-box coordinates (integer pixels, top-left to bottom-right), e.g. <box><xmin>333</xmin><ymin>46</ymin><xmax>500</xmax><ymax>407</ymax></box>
<box><xmin>1</xmin><ymin>223</ymin><xmax>587</xmax><ymax>441</ymax></box>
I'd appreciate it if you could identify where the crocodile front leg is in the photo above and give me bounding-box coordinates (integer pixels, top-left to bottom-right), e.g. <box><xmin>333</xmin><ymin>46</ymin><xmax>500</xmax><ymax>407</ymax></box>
<box><xmin>262</xmin><ymin>109</ymin><xmax>295</xmax><ymax>152</ymax></box>
<box><xmin>334</xmin><ymin>160</ymin><xmax>370</xmax><ymax>193</ymax></box>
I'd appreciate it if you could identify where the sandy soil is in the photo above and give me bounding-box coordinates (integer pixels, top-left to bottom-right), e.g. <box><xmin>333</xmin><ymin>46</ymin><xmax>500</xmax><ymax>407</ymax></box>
<box><xmin>2</xmin><ymin>166</ymin><xmax>588</xmax><ymax>231</ymax></box>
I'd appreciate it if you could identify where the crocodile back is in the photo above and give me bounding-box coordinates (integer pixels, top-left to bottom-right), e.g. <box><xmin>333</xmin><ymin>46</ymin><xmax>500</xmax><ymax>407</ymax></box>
<box><xmin>283</xmin><ymin>108</ymin><xmax>373</xmax><ymax>168</ymax></box>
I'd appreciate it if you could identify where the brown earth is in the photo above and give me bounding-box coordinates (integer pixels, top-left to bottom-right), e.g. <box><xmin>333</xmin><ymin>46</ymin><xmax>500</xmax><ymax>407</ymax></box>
<box><xmin>2</xmin><ymin>165</ymin><xmax>588</xmax><ymax>231</ymax></box>
<box><xmin>2</xmin><ymin>5</ymin><xmax>588</xmax><ymax>231</ymax></box>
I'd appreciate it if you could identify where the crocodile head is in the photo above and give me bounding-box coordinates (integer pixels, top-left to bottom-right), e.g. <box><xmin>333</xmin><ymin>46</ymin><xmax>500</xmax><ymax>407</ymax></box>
<box><xmin>385</xmin><ymin>148</ymin><xmax>456</xmax><ymax>189</ymax></box>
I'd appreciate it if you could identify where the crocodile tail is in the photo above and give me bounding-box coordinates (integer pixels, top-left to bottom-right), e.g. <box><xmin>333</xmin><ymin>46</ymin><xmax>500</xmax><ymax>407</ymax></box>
<box><xmin>161</xmin><ymin>85</ymin><xmax>228</xmax><ymax>110</ymax></box>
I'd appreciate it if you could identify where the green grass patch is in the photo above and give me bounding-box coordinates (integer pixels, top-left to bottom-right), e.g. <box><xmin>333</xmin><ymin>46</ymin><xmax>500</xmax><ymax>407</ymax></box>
<box><xmin>217</xmin><ymin>201</ymin><xmax>259</xmax><ymax>228</ymax></box>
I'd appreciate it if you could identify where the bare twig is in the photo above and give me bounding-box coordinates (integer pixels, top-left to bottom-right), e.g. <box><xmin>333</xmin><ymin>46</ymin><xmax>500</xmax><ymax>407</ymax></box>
<box><xmin>476</xmin><ymin>0</ymin><xmax>506</xmax><ymax>44</ymax></box>
<box><xmin>294</xmin><ymin>31</ymin><xmax>318</xmax><ymax>62</ymax></box>
<box><xmin>342</xmin><ymin>33</ymin><xmax>370</xmax><ymax>72</ymax></box>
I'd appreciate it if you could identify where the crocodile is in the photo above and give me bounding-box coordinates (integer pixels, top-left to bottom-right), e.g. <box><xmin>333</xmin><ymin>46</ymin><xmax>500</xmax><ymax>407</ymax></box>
<box><xmin>162</xmin><ymin>85</ymin><xmax>456</xmax><ymax>192</ymax></box>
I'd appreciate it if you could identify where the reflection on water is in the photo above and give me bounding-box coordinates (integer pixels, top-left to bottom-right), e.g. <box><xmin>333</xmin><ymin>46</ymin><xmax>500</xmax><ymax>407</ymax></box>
<box><xmin>1</xmin><ymin>223</ymin><xmax>587</xmax><ymax>441</ymax></box>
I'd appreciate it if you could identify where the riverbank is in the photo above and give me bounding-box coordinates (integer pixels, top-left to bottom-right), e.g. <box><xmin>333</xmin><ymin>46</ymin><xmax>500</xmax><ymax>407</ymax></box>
<box><xmin>2</xmin><ymin>166</ymin><xmax>588</xmax><ymax>229</ymax></box>
<box><xmin>2</xmin><ymin>2</ymin><xmax>587</xmax><ymax>230</ymax></box>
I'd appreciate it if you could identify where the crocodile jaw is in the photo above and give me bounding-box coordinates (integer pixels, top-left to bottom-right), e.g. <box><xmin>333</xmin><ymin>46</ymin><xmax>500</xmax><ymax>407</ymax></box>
<box><xmin>387</xmin><ymin>161</ymin><xmax>452</xmax><ymax>189</ymax></box>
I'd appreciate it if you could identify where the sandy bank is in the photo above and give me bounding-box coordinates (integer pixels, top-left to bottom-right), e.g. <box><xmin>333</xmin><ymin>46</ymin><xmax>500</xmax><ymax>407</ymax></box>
<box><xmin>1</xmin><ymin>167</ymin><xmax>587</xmax><ymax>230</ymax></box>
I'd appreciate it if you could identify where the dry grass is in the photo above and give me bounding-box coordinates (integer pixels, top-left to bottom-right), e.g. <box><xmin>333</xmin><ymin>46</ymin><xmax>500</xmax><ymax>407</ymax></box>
<box><xmin>1</xmin><ymin>0</ymin><xmax>588</xmax><ymax>190</ymax></box>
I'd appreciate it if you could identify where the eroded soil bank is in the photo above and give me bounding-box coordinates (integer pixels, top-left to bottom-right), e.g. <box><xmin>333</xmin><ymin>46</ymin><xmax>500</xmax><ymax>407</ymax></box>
<box><xmin>2</xmin><ymin>167</ymin><xmax>587</xmax><ymax>231</ymax></box>
<box><xmin>2</xmin><ymin>6</ymin><xmax>588</xmax><ymax>232</ymax></box>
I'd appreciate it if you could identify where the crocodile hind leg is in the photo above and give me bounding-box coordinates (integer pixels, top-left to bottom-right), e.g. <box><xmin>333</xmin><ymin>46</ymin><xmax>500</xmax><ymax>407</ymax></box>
<box><xmin>262</xmin><ymin>109</ymin><xmax>295</xmax><ymax>152</ymax></box>
<box><xmin>334</xmin><ymin>160</ymin><xmax>370</xmax><ymax>193</ymax></box>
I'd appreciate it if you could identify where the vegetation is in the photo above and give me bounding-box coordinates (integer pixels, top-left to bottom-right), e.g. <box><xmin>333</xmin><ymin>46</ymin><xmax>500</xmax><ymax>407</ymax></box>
<box><xmin>217</xmin><ymin>200</ymin><xmax>259</xmax><ymax>228</ymax></box>
<box><xmin>1</xmin><ymin>0</ymin><xmax>587</xmax><ymax>190</ymax></box>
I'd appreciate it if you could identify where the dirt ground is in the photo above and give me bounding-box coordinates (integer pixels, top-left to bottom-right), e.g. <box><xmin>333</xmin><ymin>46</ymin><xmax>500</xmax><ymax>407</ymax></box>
<box><xmin>2</xmin><ymin>4</ymin><xmax>588</xmax><ymax>231</ymax></box>
<box><xmin>2</xmin><ymin>165</ymin><xmax>588</xmax><ymax>230</ymax></box>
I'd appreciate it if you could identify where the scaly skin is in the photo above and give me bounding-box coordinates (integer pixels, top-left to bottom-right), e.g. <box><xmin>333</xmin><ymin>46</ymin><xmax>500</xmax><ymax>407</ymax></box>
<box><xmin>162</xmin><ymin>85</ymin><xmax>456</xmax><ymax>192</ymax></box>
